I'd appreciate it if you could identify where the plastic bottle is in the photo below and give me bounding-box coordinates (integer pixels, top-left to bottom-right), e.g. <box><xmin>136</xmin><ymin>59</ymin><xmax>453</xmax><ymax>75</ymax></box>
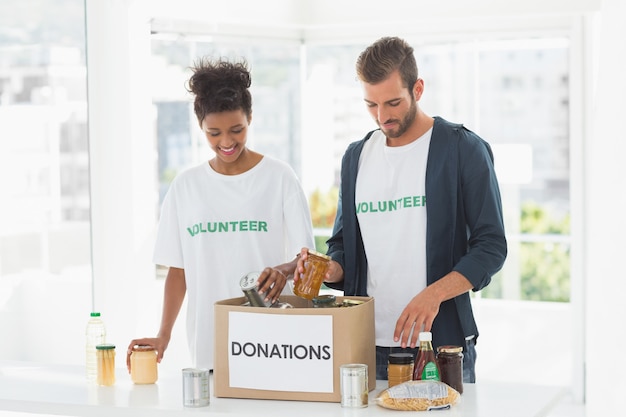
<box><xmin>412</xmin><ymin>331</ymin><xmax>440</xmax><ymax>381</ymax></box>
<box><xmin>86</xmin><ymin>312</ymin><xmax>106</xmax><ymax>382</ymax></box>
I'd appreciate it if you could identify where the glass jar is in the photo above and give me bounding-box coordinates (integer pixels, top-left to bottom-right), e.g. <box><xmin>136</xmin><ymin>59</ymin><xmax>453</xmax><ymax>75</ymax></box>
<box><xmin>436</xmin><ymin>345</ymin><xmax>463</xmax><ymax>394</ymax></box>
<box><xmin>130</xmin><ymin>345</ymin><xmax>158</xmax><ymax>384</ymax></box>
<box><xmin>312</xmin><ymin>294</ymin><xmax>337</xmax><ymax>308</ymax></box>
<box><xmin>95</xmin><ymin>343</ymin><xmax>116</xmax><ymax>386</ymax></box>
<box><xmin>293</xmin><ymin>250</ymin><xmax>331</xmax><ymax>300</ymax></box>
<box><xmin>387</xmin><ymin>353</ymin><xmax>414</xmax><ymax>387</ymax></box>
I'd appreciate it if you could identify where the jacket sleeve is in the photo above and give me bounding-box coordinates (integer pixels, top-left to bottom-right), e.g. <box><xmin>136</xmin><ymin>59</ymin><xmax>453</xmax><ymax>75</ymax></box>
<box><xmin>453</xmin><ymin>130</ymin><xmax>508</xmax><ymax>291</ymax></box>
<box><xmin>324</xmin><ymin>157</ymin><xmax>347</xmax><ymax>292</ymax></box>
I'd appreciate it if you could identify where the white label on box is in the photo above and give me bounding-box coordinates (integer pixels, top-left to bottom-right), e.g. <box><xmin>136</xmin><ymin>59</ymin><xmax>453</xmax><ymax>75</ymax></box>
<box><xmin>228</xmin><ymin>311</ymin><xmax>334</xmax><ymax>392</ymax></box>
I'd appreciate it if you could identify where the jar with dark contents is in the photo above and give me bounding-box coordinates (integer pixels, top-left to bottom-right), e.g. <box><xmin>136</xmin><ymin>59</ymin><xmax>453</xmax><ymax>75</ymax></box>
<box><xmin>436</xmin><ymin>345</ymin><xmax>464</xmax><ymax>394</ymax></box>
<box><xmin>387</xmin><ymin>353</ymin><xmax>414</xmax><ymax>387</ymax></box>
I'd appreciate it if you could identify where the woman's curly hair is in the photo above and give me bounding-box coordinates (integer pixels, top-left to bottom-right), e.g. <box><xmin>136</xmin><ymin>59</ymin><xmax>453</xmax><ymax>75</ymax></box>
<box><xmin>186</xmin><ymin>58</ymin><xmax>252</xmax><ymax>124</ymax></box>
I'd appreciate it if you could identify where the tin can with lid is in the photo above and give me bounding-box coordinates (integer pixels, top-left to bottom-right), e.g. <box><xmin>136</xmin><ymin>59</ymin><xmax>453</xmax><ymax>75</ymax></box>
<box><xmin>182</xmin><ymin>368</ymin><xmax>210</xmax><ymax>407</ymax></box>
<box><xmin>130</xmin><ymin>345</ymin><xmax>158</xmax><ymax>384</ymax></box>
<box><xmin>340</xmin><ymin>363</ymin><xmax>368</xmax><ymax>408</ymax></box>
<box><xmin>240</xmin><ymin>271</ymin><xmax>275</xmax><ymax>307</ymax></box>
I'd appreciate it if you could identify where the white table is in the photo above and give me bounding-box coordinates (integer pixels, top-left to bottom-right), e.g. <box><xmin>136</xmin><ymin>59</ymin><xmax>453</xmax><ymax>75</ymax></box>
<box><xmin>0</xmin><ymin>361</ymin><xmax>565</xmax><ymax>416</ymax></box>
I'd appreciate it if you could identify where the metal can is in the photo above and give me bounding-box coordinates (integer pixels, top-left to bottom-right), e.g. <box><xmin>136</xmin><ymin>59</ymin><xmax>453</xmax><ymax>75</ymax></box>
<box><xmin>182</xmin><ymin>368</ymin><xmax>210</xmax><ymax>407</ymax></box>
<box><xmin>240</xmin><ymin>271</ymin><xmax>274</xmax><ymax>307</ymax></box>
<box><xmin>340</xmin><ymin>363</ymin><xmax>368</xmax><ymax>408</ymax></box>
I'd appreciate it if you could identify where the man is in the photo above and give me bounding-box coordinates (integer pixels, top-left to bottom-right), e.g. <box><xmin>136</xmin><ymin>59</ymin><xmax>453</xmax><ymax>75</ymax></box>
<box><xmin>297</xmin><ymin>36</ymin><xmax>507</xmax><ymax>382</ymax></box>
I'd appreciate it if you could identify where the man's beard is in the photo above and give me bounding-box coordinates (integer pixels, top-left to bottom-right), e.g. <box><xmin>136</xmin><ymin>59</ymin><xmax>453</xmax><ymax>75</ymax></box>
<box><xmin>379</xmin><ymin>98</ymin><xmax>417</xmax><ymax>139</ymax></box>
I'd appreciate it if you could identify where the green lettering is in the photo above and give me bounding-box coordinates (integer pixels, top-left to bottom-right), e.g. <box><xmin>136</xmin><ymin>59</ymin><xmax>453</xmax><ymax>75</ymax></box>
<box><xmin>378</xmin><ymin>201</ymin><xmax>388</xmax><ymax>212</ymax></box>
<box><xmin>230</xmin><ymin>221</ymin><xmax>238</xmax><ymax>231</ymax></box>
<box><xmin>389</xmin><ymin>200</ymin><xmax>397</xmax><ymax>211</ymax></box>
<box><xmin>219</xmin><ymin>222</ymin><xmax>228</xmax><ymax>232</ymax></box>
<box><xmin>187</xmin><ymin>227</ymin><xmax>196</xmax><ymax>237</ymax></box>
<box><xmin>208</xmin><ymin>222</ymin><xmax>217</xmax><ymax>232</ymax></box>
<box><xmin>259</xmin><ymin>221</ymin><xmax>268</xmax><ymax>232</ymax></box>
<box><xmin>240</xmin><ymin>221</ymin><xmax>248</xmax><ymax>231</ymax></box>
<box><xmin>249</xmin><ymin>220</ymin><xmax>258</xmax><ymax>231</ymax></box>
<box><xmin>403</xmin><ymin>196</ymin><xmax>411</xmax><ymax>208</ymax></box>
<box><xmin>200</xmin><ymin>223</ymin><xmax>207</xmax><ymax>232</ymax></box>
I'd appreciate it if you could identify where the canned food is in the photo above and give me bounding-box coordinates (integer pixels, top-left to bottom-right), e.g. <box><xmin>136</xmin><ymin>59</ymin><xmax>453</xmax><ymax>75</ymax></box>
<box><xmin>340</xmin><ymin>363</ymin><xmax>368</xmax><ymax>408</ymax></box>
<box><xmin>182</xmin><ymin>368</ymin><xmax>210</xmax><ymax>407</ymax></box>
<box><xmin>240</xmin><ymin>271</ymin><xmax>275</xmax><ymax>307</ymax></box>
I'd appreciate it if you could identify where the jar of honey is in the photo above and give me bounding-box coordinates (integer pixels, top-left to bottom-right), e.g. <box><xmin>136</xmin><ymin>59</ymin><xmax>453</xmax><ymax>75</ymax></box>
<box><xmin>294</xmin><ymin>250</ymin><xmax>331</xmax><ymax>300</ymax></box>
<box><xmin>130</xmin><ymin>345</ymin><xmax>158</xmax><ymax>384</ymax></box>
<box><xmin>96</xmin><ymin>343</ymin><xmax>116</xmax><ymax>386</ymax></box>
<box><xmin>387</xmin><ymin>353</ymin><xmax>414</xmax><ymax>387</ymax></box>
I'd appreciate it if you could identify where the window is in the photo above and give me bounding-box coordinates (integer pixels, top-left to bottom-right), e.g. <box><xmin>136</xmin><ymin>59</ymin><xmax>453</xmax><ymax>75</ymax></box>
<box><xmin>0</xmin><ymin>0</ymin><xmax>90</xmax><ymax>364</ymax></box>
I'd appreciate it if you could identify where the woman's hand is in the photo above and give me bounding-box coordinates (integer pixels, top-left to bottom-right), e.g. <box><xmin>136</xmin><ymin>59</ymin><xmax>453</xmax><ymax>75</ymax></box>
<box><xmin>256</xmin><ymin>267</ymin><xmax>288</xmax><ymax>304</ymax></box>
<box><xmin>126</xmin><ymin>335</ymin><xmax>170</xmax><ymax>373</ymax></box>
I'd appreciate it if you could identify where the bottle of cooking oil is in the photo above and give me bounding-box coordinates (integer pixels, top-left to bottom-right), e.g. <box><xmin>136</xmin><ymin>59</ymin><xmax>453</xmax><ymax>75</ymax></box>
<box><xmin>85</xmin><ymin>312</ymin><xmax>106</xmax><ymax>382</ymax></box>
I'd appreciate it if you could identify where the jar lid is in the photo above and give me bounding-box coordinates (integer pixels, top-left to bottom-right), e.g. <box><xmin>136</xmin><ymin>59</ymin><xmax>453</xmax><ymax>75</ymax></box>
<box><xmin>388</xmin><ymin>353</ymin><xmax>414</xmax><ymax>364</ymax></box>
<box><xmin>240</xmin><ymin>271</ymin><xmax>261</xmax><ymax>290</ymax></box>
<box><xmin>307</xmin><ymin>249</ymin><xmax>331</xmax><ymax>260</ymax></box>
<box><xmin>96</xmin><ymin>343</ymin><xmax>116</xmax><ymax>350</ymax></box>
<box><xmin>437</xmin><ymin>345</ymin><xmax>463</xmax><ymax>353</ymax></box>
<box><xmin>132</xmin><ymin>344</ymin><xmax>156</xmax><ymax>352</ymax></box>
<box><xmin>312</xmin><ymin>294</ymin><xmax>336</xmax><ymax>306</ymax></box>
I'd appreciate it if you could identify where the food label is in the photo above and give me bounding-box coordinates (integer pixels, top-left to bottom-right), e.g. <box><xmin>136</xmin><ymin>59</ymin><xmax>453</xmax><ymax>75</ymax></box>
<box><xmin>421</xmin><ymin>361</ymin><xmax>440</xmax><ymax>381</ymax></box>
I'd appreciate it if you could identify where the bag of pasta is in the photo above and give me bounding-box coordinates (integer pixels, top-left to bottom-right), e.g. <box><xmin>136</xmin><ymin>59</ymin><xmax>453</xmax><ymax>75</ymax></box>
<box><xmin>375</xmin><ymin>380</ymin><xmax>460</xmax><ymax>411</ymax></box>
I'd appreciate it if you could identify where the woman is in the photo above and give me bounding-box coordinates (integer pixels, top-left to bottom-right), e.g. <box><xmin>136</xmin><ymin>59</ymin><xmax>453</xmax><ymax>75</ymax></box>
<box><xmin>127</xmin><ymin>58</ymin><xmax>315</xmax><ymax>370</ymax></box>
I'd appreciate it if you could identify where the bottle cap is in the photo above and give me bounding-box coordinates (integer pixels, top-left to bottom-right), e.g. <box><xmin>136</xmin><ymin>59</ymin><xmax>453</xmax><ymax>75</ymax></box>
<box><xmin>388</xmin><ymin>353</ymin><xmax>414</xmax><ymax>364</ymax></box>
<box><xmin>418</xmin><ymin>331</ymin><xmax>432</xmax><ymax>342</ymax></box>
<box><xmin>90</xmin><ymin>312</ymin><xmax>101</xmax><ymax>317</ymax></box>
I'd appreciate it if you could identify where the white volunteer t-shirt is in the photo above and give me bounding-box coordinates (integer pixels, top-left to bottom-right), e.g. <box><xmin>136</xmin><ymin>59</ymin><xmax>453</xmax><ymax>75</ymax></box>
<box><xmin>153</xmin><ymin>155</ymin><xmax>315</xmax><ymax>369</ymax></box>
<box><xmin>355</xmin><ymin>128</ymin><xmax>432</xmax><ymax>346</ymax></box>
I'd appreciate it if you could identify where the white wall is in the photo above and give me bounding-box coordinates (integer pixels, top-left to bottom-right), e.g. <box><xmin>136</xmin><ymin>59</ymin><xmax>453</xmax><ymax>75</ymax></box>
<box><xmin>585</xmin><ymin>0</ymin><xmax>626</xmax><ymax>411</ymax></box>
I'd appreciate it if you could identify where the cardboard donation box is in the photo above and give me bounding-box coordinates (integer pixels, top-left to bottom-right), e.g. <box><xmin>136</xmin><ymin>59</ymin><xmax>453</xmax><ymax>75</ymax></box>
<box><xmin>213</xmin><ymin>295</ymin><xmax>375</xmax><ymax>402</ymax></box>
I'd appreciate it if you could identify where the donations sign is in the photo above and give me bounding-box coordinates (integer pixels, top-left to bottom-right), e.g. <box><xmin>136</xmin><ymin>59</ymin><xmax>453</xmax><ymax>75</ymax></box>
<box><xmin>228</xmin><ymin>311</ymin><xmax>334</xmax><ymax>393</ymax></box>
